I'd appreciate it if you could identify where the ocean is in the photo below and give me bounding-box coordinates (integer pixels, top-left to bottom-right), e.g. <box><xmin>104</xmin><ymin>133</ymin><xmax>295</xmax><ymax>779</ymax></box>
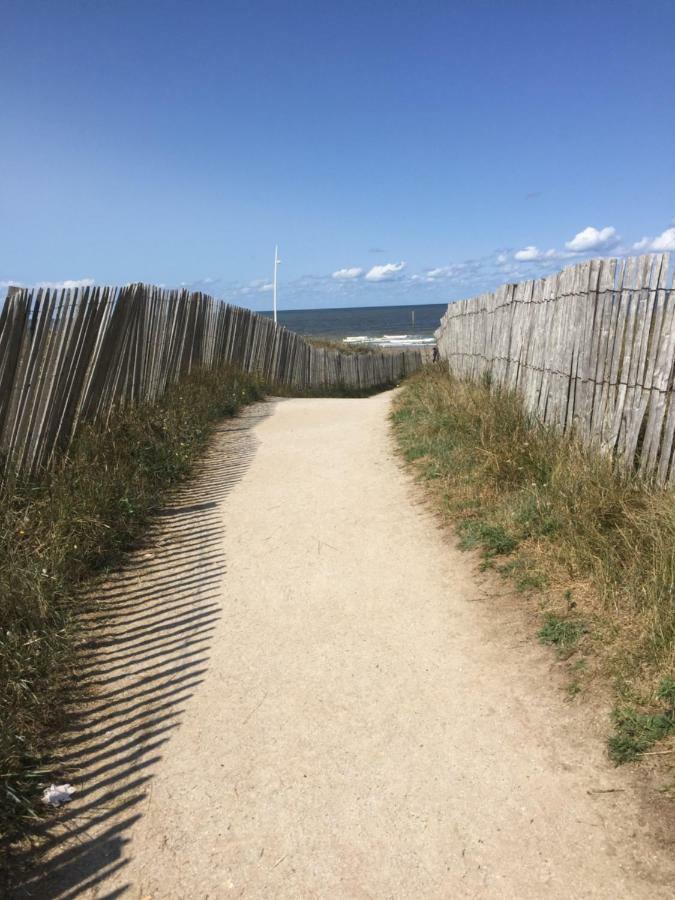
<box><xmin>259</xmin><ymin>303</ymin><xmax>447</xmax><ymax>347</ymax></box>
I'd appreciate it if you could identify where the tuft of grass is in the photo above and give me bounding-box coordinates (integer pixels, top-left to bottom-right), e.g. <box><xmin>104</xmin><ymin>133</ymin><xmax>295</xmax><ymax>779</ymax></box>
<box><xmin>538</xmin><ymin>614</ymin><xmax>587</xmax><ymax>651</ymax></box>
<box><xmin>457</xmin><ymin>520</ymin><xmax>518</xmax><ymax>558</ymax></box>
<box><xmin>392</xmin><ymin>366</ymin><xmax>675</xmax><ymax>761</ymax></box>
<box><xmin>566</xmin><ymin>659</ymin><xmax>588</xmax><ymax>699</ymax></box>
<box><xmin>0</xmin><ymin>365</ymin><xmax>264</xmax><ymax>853</ymax></box>
<box><xmin>609</xmin><ymin>706</ymin><xmax>674</xmax><ymax>764</ymax></box>
<box><xmin>657</xmin><ymin>677</ymin><xmax>675</xmax><ymax>707</ymax></box>
<box><xmin>608</xmin><ymin>676</ymin><xmax>675</xmax><ymax>764</ymax></box>
<box><xmin>496</xmin><ymin>558</ymin><xmax>548</xmax><ymax>592</ymax></box>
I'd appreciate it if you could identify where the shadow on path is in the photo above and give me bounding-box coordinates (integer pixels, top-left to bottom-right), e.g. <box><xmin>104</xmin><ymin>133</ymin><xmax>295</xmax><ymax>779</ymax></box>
<box><xmin>14</xmin><ymin>402</ymin><xmax>275</xmax><ymax>899</ymax></box>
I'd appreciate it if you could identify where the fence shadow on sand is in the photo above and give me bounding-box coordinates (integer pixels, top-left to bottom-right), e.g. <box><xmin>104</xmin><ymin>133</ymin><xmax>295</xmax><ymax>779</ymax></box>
<box><xmin>13</xmin><ymin>401</ymin><xmax>276</xmax><ymax>899</ymax></box>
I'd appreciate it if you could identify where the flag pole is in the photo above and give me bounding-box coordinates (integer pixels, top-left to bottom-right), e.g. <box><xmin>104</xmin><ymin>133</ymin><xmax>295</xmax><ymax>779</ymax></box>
<box><xmin>273</xmin><ymin>245</ymin><xmax>280</xmax><ymax>324</ymax></box>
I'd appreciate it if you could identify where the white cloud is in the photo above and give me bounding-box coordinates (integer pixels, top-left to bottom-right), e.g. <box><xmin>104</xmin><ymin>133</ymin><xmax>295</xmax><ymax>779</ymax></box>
<box><xmin>514</xmin><ymin>245</ymin><xmax>541</xmax><ymax>261</ymax></box>
<box><xmin>365</xmin><ymin>261</ymin><xmax>406</xmax><ymax>282</ymax></box>
<box><xmin>496</xmin><ymin>253</ymin><xmax>508</xmax><ymax>265</ymax></box>
<box><xmin>513</xmin><ymin>226</ymin><xmax>624</xmax><ymax>267</ymax></box>
<box><xmin>245</xmin><ymin>279</ymin><xmax>274</xmax><ymax>292</ymax></box>
<box><xmin>565</xmin><ymin>226</ymin><xmax>619</xmax><ymax>253</ymax></box>
<box><xmin>411</xmin><ymin>269</ymin><xmax>444</xmax><ymax>283</ymax></box>
<box><xmin>652</xmin><ymin>226</ymin><xmax>675</xmax><ymax>251</ymax></box>
<box><xmin>1</xmin><ymin>278</ymin><xmax>95</xmax><ymax>295</ymax></box>
<box><xmin>633</xmin><ymin>226</ymin><xmax>675</xmax><ymax>252</ymax></box>
<box><xmin>37</xmin><ymin>278</ymin><xmax>95</xmax><ymax>290</ymax></box>
<box><xmin>332</xmin><ymin>267</ymin><xmax>363</xmax><ymax>280</ymax></box>
<box><xmin>413</xmin><ymin>262</ymin><xmax>481</xmax><ymax>283</ymax></box>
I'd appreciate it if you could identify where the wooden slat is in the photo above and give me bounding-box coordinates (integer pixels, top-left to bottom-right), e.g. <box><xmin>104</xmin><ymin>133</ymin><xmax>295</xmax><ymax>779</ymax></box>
<box><xmin>639</xmin><ymin>255</ymin><xmax>672</xmax><ymax>477</ymax></box>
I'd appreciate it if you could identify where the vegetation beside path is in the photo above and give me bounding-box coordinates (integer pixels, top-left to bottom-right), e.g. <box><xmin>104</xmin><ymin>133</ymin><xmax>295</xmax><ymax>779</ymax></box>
<box><xmin>305</xmin><ymin>337</ymin><xmax>375</xmax><ymax>354</ymax></box>
<box><xmin>392</xmin><ymin>366</ymin><xmax>675</xmax><ymax>767</ymax></box>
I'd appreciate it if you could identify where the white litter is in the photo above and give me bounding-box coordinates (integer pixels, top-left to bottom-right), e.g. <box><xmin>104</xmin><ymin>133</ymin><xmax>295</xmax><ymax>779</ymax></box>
<box><xmin>42</xmin><ymin>783</ymin><xmax>75</xmax><ymax>806</ymax></box>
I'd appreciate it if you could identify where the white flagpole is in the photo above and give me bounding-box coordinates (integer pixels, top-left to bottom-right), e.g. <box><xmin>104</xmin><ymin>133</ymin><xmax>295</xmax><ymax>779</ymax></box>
<box><xmin>273</xmin><ymin>244</ymin><xmax>280</xmax><ymax>324</ymax></box>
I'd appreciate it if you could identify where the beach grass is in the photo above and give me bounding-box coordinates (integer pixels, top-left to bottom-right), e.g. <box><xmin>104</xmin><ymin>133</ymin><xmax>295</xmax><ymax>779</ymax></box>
<box><xmin>305</xmin><ymin>337</ymin><xmax>376</xmax><ymax>354</ymax></box>
<box><xmin>392</xmin><ymin>365</ymin><xmax>675</xmax><ymax>764</ymax></box>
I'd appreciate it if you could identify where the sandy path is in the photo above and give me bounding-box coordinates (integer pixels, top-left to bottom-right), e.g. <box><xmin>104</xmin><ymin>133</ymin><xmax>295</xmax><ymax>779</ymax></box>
<box><xmin>28</xmin><ymin>393</ymin><xmax>674</xmax><ymax>899</ymax></box>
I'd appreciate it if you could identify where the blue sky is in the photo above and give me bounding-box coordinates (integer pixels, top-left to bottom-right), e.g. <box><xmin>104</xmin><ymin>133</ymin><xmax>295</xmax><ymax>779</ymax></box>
<box><xmin>1</xmin><ymin>0</ymin><xmax>674</xmax><ymax>309</ymax></box>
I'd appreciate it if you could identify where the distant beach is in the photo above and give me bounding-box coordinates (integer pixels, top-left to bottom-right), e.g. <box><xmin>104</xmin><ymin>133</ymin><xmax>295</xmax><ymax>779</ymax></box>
<box><xmin>259</xmin><ymin>303</ymin><xmax>446</xmax><ymax>346</ymax></box>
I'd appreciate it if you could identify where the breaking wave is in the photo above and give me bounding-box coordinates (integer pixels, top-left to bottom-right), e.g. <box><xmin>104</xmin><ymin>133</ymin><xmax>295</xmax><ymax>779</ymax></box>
<box><xmin>343</xmin><ymin>334</ymin><xmax>436</xmax><ymax>347</ymax></box>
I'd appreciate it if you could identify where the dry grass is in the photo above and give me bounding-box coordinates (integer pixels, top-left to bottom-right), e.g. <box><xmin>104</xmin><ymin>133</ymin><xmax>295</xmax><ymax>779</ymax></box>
<box><xmin>305</xmin><ymin>337</ymin><xmax>375</xmax><ymax>354</ymax></box>
<box><xmin>392</xmin><ymin>366</ymin><xmax>675</xmax><ymax>762</ymax></box>
<box><xmin>0</xmin><ymin>366</ymin><xmax>264</xmax><ymax>851</ymax></box>
<box><xmin>271</xmin><ymin>381</ymin><xmax>399</xmax><ymax>399</ymax></box>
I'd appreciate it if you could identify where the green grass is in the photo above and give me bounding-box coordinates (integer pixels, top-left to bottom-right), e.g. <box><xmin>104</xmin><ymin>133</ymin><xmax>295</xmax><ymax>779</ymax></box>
<box><xmin>609</xmin><ymin>706</ymin><xmax>674</xmax><ymax>763</ymax></box>
<box><xmin>538</xmin><ymin>614</ymin><xmax>587</xmax><ymax>652</ymax></box>
<box><xmin>457</xmin><ymin>520</ymin><xmax>519</xmax><ymax>557</ymax></box>
<box><xmin>608</xmin><ymin>677</ymin><xmax>675</xmax><ymax>764</ymax></box>
<box><xmin>657</xmin><ymin>677</ymin><xmax>675</xmax><ymax>706</ymax></box>
<box><xmin>0</xmin><ymin>366</ymin><xmax>264</xmax><ymax>852</ymax></box>
<box><xmin>496</xmin><ymin>559</ymin><xmax>548</xmax><ymax>592</ymax></box>
<box><xmin>392</xmin><ymin>366</ymin><xmax>675</xmax><ymax>762</ymax></box>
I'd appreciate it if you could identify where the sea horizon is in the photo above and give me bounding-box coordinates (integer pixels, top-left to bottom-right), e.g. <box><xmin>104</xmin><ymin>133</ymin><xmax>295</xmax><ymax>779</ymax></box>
<box><xmin>258</xmin><ymin>301</ymin><xmax>447</xmax><ymax>346</ymax></box>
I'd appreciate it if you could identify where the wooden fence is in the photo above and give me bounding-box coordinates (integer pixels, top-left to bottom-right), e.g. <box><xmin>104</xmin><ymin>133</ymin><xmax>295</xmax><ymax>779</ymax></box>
<box><xmin>435</xmin><ymin>253</ymin><xmax>675</xmax><ymax>484</ymax></box>
<box><xmin>0</xmin><ymin>283</ymin><xmax>422</xmax><ymax>476</ymax></box>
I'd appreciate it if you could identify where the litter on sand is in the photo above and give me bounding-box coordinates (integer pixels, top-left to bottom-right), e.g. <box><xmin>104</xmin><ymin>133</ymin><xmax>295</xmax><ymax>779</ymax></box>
<box><xmin>42</xmin><ymin>784</ymin><xmax>75</xmax><ymax>806</ymax></box>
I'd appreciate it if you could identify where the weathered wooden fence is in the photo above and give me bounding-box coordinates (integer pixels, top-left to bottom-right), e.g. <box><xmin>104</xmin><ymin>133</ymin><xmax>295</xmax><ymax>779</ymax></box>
<box><xmin>0</xmin><ymin>283</ymin><xmax>422</xmax><ymax>476</ymax></box>
<box><xmin>435</xmin><ymin>253</ymin><xmax>675</xmax><ymax>484</ymax></box>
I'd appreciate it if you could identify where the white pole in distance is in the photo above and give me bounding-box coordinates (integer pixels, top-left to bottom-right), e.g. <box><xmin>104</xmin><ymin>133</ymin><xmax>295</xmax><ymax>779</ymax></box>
<box><xmin>273</xmin><ymin>244</ymin><xmax>280</xmax><ymax>324</ymax></box>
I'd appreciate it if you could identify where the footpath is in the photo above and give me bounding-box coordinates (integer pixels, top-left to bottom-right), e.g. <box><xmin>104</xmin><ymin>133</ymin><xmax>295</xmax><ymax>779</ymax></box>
<box><xmin>27</xmin><ymin>394</ymin><xmax>674</xmax><ymax>899</ymax></box>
